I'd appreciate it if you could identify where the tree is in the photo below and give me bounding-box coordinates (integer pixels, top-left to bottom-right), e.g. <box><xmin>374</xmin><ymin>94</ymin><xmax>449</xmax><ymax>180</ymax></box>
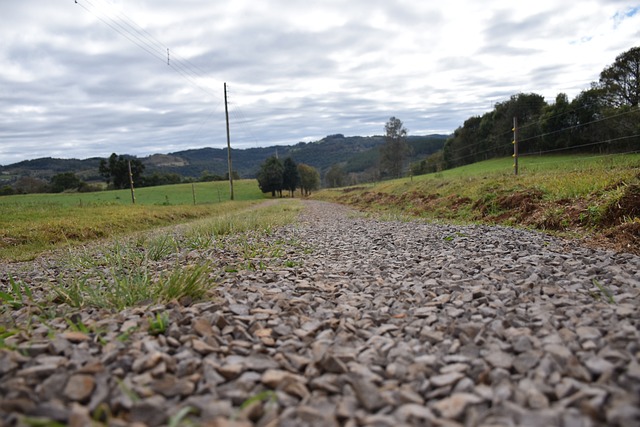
<box><xmin>539</xmin><ymin>93</ymin><xmax>573</xmax><ymax>152</ymax></box>
<box><xmin>50</xmin><ymin>172</ymin><xmax>82</xmax><ymax>193</ymax></box>
<box><xmin>442</xmin><ymin>93</ymin><xmax>546</xmax><ymax>166</ymax></box>
<box><xmin>13</xmin><ymin>176</ymin><xmax>49</xmax><ymax>194</ymax></box>
<box><xmin>297</xmin><ymin>163</ymin><xmax>320</xmax><ymax>196</ymax></box>
<box><xmin>380</xmin><ymin>117</ymin><xmax>409</xmax><ymax>178</ymax></box>
<box><xmin>598</xmin><ymin>46</ymin><xmax>640</xmax><ymax>108</ymax></box>
<box><xmin>411</xmin><ymin>150</ymin><xmax>445</xmax><ymax>176</ymax></box>
<box><xmin>257</xmin><ymin>156</ymin><xmax>284</xmax><ymax>197</ymax></box>
<box><xmin>325</xmin><ymin>164</ymin><xmax>346</xmax><ymax>188</ymax></box>
<box><xmin>99</xmin><ymin>153</ymin><xmax>145</xmax><ymax>189</ymax></box>
<box><xmin>0</xmin><ymin>185</ymin><xmax>16</xmax><ymax>196</ymax></box>
<box><xmin>282</xmin><ymin>157</ymin><xmax>300</xmax><ymax>197</ymax></box>
<box><xmin>224</xmin><ymin>171</ymin><xmax>241</xmax><ymax>181</ymax></box>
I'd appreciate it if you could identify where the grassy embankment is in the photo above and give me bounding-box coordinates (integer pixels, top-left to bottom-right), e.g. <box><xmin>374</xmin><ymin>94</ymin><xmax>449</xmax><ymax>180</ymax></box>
<box><xmin>0</xmin><ymin>180</ymin><xmax>270</xmax><ymax>261</ymax></box>
<box><xmin>313</xmin><ymin>154</ymin><xmax>640</xmax><ymax>253</ymax></box>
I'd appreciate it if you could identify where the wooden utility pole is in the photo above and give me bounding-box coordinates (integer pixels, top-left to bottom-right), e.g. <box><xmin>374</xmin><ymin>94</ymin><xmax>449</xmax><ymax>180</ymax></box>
<box><xmin>128</xmin><ymin>160</ymin><xmax>136</xmax><ymax>204</ymax></box>
<box><xmin>512</xmin><ymin>117</ymin><xmax>519</xmax><ymax>176</ymax></box>
<box><xmin>224</xmin><ymin>82</ymin><xmax>234</xmax><ymax>200</ymax></box>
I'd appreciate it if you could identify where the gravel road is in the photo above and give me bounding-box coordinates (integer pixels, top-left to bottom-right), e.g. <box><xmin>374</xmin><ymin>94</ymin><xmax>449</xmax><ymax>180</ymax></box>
<box><xmin>1</xmin><ymin>200</ymin><xmax>639</xmax><ymax>426</ymax></box>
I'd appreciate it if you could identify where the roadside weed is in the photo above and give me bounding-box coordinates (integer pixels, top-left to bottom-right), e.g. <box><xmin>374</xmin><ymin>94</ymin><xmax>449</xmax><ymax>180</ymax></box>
<box><xmin>148</xmin><ymin>312</ymin><xmax>170</xmax><ymax>335</ymax></box>
<box><xmin>0</xmin><ymin>275</ymin><xmax>33</xmax><ymax>310</ymax></box>
<box><xmin>592</xmin><ymin>279</ymin><xmax>616</xmax><ymax>304</ymax></box>
<box><xmin>157</xmin><ymin>263</ymin><xmax>212</xmax><ymax>302</ymax></box>
<box><xmin>168</xmin><ymin>407</ymin><xmax>197</xmax><ymax>427</ymax></box>
<box><xmin>147</xmin><ymin>234</ymin><xmax>178</xmax><ymax>261</ymax></box>
<box><xmin>0</xmin><ymin>326</ymin><xmax>18</xmax><ymax>349</ymax></box>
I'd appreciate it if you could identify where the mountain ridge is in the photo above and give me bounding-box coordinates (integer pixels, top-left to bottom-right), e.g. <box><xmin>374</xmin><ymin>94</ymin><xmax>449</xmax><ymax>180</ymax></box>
<box><xmin>0</xmin><ymin>134</ymin><xmax>448</xmax><ymax>184</ymax></box>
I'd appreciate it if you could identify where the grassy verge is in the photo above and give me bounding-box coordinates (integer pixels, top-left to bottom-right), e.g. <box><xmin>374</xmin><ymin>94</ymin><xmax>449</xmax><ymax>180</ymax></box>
<box><xmin>313</xmin><ymin>154</ymin><xmax>640</xmax><ymax>253</ymax></box>
<box><xmin>0</xmin><ymin>180</ymin><xmax>265</xmax><ymax>261</ymax></box>
<box><xmin>2</xmin><ymin>199</ymin><xmax>303</xmax><ymax>316</ymax></box>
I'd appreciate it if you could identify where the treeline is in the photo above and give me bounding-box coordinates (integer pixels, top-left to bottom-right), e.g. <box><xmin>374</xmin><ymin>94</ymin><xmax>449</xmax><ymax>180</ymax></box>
<box><xmin>412</xmin><ymin>46</ymin><xmax>640</xmax><ymax>174</ymax></box>
<box><xmin>0</xmin><ymin>153</ymin><xmax>239</xmax><ymax>196</ymax></box>
<box><xmin>256</xmin><ymin>157</ymin><xmax>320</xmax><ymax>197</ymax></box>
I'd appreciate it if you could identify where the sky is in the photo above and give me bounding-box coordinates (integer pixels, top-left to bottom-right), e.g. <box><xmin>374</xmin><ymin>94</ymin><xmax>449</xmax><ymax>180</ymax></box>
<box><xmin>1</xmin><ymin>1</ymin><xmax>639</xmax><ymax>165</ymax></box>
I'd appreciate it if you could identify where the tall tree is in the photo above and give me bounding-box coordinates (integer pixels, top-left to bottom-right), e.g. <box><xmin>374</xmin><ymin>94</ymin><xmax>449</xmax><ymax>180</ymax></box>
<box><xmin>325</xmin><ymin>164</ymin><xmax>347</xmax><ymax>188</ymax></box>
<box><xmin>598</xmin><ymin>46</ymin><xmax>640</xmax><ymax>108</ymax></box>
<box><xmin>257</xmin><ymin>156</ymin><xmax>284</xmax><ymax>197</ymax></box>
<box><xmin>99</xmin><ymin>153</ymin><xmax>145</xmax><ymax>189</ymax></box>
<box><xmin>380</xmin><ymin>117</ymin><xmax>409</xmax><ymax>178</ymax></box>
<box><xmin>297</xmin><ymin>163</ymin><xmax>320</xmax><ymax>196</ymax></box>
<box><xmin>50</xmin><ymin>172</ymin><xmax>82</xmax><ymax>193</ymax></box>
<box><xmin>282</xmin><ymin>157</ymin><xmax>300</xmax><ymax>197</ymax></box>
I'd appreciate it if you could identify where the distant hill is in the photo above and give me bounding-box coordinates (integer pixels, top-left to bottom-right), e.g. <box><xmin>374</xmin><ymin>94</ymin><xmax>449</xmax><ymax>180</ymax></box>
<box><xmin>0</xmin><ymin>134</ymin><xmax>448</xmax><ymax>183</ymax></box>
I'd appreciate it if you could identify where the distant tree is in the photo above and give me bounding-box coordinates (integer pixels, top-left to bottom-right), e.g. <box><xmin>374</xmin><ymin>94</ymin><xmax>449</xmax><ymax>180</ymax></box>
<box><xmin>13</xmin><ymin>176</ymin><xmax>49</xmax><ymax>194</ymax></box>
<box><xmin>50</xmin><ymin>172</ymin><xmax>82</xmax><ymax>193</ymax></box>
<box><xmin>598</xmin><ymin>46</ymin><xmax>640</xmax><ymax>108</ymax></box>
<box><xmin>443</xmin><ymin>93</ymin><xmax>546</xmax><ymax>167</ymax></box>
<box><xmin>411</xmin><ymin>150</ymin><xmax>445</xmax><ymax>176</ymax></box>
<box><xmin>141</xmin><ymin>172</ymin><xmax>182</xmax><ymax>187</ymax></box>
<box><xmin>297</xmin><ymin>163</ymin><xmax>320</xmax><ymax>196</ymax></box>
<box><xmin>380</xmin><ymin>117</ymin><xmax>410</xmax><ymax>178</ymax></box>
<box><xmin>325</xmin><ymin>164</ymin><xmax>347</xmax><ymax>188</ymax></box>
<box><xmin>539</xmin><ymin>93</ymin><xmax>573</xmax><ymax>152</ymax></box>
<box><xmin>224</xmin><ymin>171</ymin><xmax>241</xmax><ymax>181</ymax></box>
<box><xmin>282</xmin><ymin>157</ymin><xmax>300</xmax><ymax>197</ymax></box>
<box><xmin>257</xmin><ymin>156</ymin><xmax>284</xmax><ymax>197</ymax></box>
<box><xmin>99</xmin><ymin>153</ymin><xmax>145</xmax><ymax>189</ymax></box>
<box><xmin>200</xmin><ymin>171</ymin><xmax>224</xmax><ymax>182</ymax></box>
<box><xmin>0</xmin><ymin>185</ymin><xmax>15</xmax><ymax>196</ymax></box>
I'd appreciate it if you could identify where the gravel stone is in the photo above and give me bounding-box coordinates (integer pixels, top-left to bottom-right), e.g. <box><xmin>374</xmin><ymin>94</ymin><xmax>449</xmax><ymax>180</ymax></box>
<box><xmin>1</xmin><ymin>200</ymin><xmax>639</xmax><ymax>426</ymax></box>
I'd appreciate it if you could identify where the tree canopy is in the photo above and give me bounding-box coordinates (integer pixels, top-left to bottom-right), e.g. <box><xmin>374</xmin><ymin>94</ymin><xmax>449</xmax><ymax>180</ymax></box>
<box><xmin>598</xmin><ymin>46</ymin><xmax>640</xmax><ymax>108</ymax></box>
<box><xmin>282</xmin><ymin>157</ymin><xmax>300</xmax><ymax>197</ymax></box>
<box><xmin>257</xmin><ymin>156</ymin><xmax>284</xmax><ymax>197</ymax></box>
<box><xmin>297</xmin><ymin>163</ymin><xmax>320</xmax><ymax>196</ymax></box>
<box><xmin>50</xmin><ymin>172</ymin><xmax>82</xmax><ymax>193</ymax></box>
<box><xmin>99</xmin><ymin>153</ymin><xmax>145</xmax><ymax>189</ymax></box>
<box><xmin>380</xmin><ymin>117</ymin><xmax>410</xmax><ymax>178</ymax></box>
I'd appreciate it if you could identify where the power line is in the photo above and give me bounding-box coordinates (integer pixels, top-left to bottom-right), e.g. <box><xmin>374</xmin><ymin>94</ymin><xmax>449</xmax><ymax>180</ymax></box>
<box><xmin>76</xmin><ymin>1</ymin><xmax>166</xmax><ymax>64</ymax></box>
<box><xmin>225</xmin><ymin>85</ymin><xmax>263</xmax><ymax>148</ymax></box>
<box><xmin>76</xmin><ymin>0</ymin><xmax>223</xmax><ymax>102</ymax></box>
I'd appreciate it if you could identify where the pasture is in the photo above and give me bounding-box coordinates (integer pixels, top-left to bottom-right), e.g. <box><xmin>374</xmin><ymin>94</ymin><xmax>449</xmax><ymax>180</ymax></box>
<box><xmin>0</xmin><ymin>180</ymin><xmax>267</xmax><ymax>261</ymax></box>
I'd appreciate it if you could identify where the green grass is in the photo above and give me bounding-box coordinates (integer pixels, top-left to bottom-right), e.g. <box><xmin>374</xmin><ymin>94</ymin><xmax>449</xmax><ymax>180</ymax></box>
<box><xmin>0</xmin><ymin>199</ymin><xmax>303</xmax><ymax>321</ymax></box>
<box><xmin>0</xmin><ymin>180</ymin><xmax>266</xmax><ymax>261</ymax></box>
<box><xmin>405</xmin><ymin>154</ymin><xmax>640</xmax><ymax>201</ymax></box>
<box><xmin>314</xmin><ymin>153</ymin><xmax>640</xmax><ymax>250</ymax></box>
<box><xmin>47</xmin><ymin>199</ymin><xmax>303</xmax><ymax>311</ymax></box>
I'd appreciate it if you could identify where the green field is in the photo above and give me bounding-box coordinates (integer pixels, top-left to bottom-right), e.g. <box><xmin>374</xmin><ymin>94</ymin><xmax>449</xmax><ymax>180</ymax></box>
<box><xmin>314</xmin><ymin>153</ymin><xmax>640</xmax><ymax>253</ymax></box>
<box><xmin>1</xmin><ymin>180</ymin><xmax>262</xmax><ymax>207</ymax></box>
<box><xmin>0</xmin><ymin>180</ymin><xmax>268</xmax><ymax>261</ymax></box>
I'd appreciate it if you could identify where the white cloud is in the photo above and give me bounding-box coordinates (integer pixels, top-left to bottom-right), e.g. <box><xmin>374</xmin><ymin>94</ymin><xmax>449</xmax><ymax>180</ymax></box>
<box><xmin>0</xmin><ymin>0</ymin><xmax>639</xmax><ymax>164</ymax></box>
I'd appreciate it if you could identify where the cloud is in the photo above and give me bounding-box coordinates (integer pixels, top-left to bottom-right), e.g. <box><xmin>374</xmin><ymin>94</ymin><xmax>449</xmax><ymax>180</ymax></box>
<box><xmin>1</xmin><ymin>0</ymin><xmax>639</xmax><ymax>165</ymax></box>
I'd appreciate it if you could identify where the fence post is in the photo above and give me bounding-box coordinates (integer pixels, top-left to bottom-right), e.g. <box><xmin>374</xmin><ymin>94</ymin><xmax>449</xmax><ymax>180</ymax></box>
<box><xmin>128</xmin><ymin>160</ymin><xmax>136</xmax><ymax>204</ymax></box>
<box><xmin>512</xmin><ymin>117</ymin><xmax>519</xmax><ymax>176</ymax></box>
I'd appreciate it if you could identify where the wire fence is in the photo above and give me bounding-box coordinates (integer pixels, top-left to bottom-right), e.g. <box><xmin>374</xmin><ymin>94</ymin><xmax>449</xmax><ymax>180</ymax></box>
<box><xmin>443</xmin><ymin>104</ymin><xmax>640</xmax><ymax>173</ymax></box>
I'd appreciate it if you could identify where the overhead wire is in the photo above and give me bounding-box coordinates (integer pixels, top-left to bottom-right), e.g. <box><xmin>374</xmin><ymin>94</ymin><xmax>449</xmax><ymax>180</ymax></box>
<box><xmin>77</xmin><ymin>0</ymin><xmax>223</xmax><ymax>102</ymax></box>
<box><xmin>75</xmin><ymin>0</ymin><xmax>237</xmax><ymax>150</ymax></box>
<box><xmin>226</xmin><ymin>86</ymin><xmax>263</xmax><ymax>148</ymax></box>
<box><xmin>75</xmin><ymin>0</ymin><xmax>166</xmax><ymax>64</ymax></box>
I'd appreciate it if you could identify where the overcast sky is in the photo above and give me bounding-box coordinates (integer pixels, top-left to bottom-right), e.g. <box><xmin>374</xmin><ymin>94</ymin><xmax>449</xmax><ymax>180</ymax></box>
<box><xmin>1</xmin><ymin>1</ymin><xmax>639</xmax><ymax>165</ymax></box>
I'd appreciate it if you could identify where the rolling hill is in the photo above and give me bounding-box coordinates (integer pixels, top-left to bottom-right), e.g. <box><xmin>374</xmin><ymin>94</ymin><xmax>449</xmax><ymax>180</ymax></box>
<box><xmin>0</xmin><ymin>134</ymin><xmax>447</xmax><ymax>183</ymax></box>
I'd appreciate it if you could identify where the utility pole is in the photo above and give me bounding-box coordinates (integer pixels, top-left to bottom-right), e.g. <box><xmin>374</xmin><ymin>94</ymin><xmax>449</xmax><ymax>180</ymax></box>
<box><xmin>224</xmin><ymin>82</ymin><xmax>234</xmax><ymax>200</ymax></box>
<box><xmin>512</xmin><ymin>117</ymin><xmax>519</xmax><ymax>176</ymax></box>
